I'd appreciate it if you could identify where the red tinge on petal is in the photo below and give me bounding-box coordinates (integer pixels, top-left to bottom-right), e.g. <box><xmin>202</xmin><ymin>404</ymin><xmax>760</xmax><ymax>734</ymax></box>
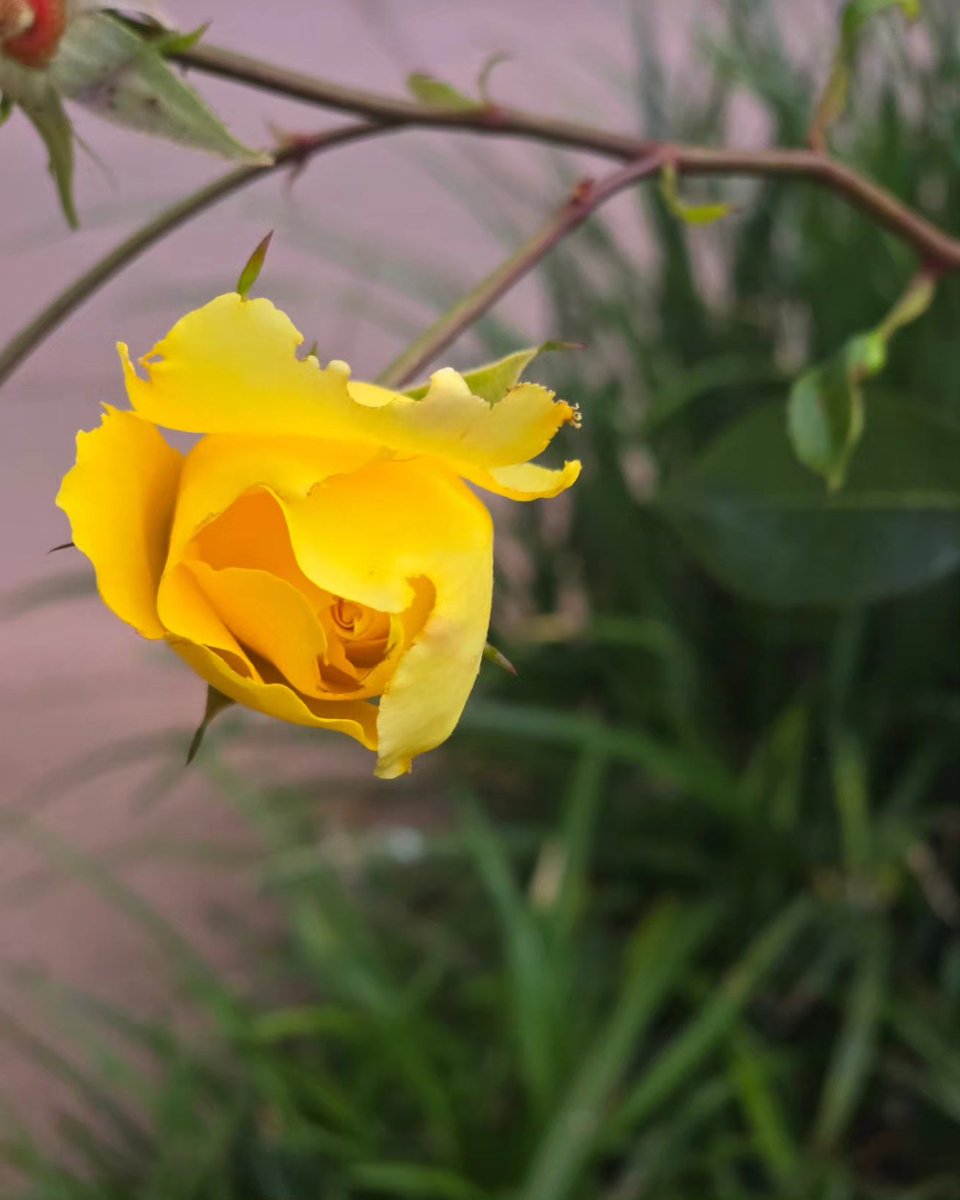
<box><xmin>1</xmin><ymin>0</ymin><xmax>67</xmax><ymax>67</ymax></box>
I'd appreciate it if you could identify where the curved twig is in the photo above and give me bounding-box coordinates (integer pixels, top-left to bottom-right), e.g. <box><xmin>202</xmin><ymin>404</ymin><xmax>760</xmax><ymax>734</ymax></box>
<box><xmin>377</xmin><ymin>151</ymin><xmax>668</xmax><ymax>388</ymax></box>
<box><xmin>175</xmin><ymin>40</ymin><xmax>960</xmax><ymax>271</ymax></box>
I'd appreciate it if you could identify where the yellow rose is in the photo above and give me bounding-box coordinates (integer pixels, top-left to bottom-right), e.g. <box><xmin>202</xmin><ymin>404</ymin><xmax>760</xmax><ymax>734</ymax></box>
<box><xmin>57</xmin><ymin>293</ymin><xmax>581</xmax><ymax>777</ymax></box>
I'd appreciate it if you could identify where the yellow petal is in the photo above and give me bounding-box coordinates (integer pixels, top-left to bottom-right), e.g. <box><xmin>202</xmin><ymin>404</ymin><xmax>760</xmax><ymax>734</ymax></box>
<box><xmin>158</xmin><ymin>561</ymin><xmax>261</xmax><ymax>679</ymax></box>
<box><xmin>120</xmin><ymin>293</ymin><xmax>577</xmax><ymax>484</ymax></box>
<box><xmin>170</xmin><ymin>638</ymin><xmax>379</xmax><ymax>749</ymax></box>
<box><xmin>273</xmin><ymin>457</ymin><xmax>493</xmax><ymax>779</ymax></box>
<box><xmin>166</xmin><ymin>433</ymin><xmax>382</xmax><ymax>565</ymax></box>
<box><xmin>56</xmin><ymin>406</ymin><xmax>183</xmax><ymax>639</ymax></box>
<box><xmin>187</xmin><ymin>561</ymin><xmax>330</xmax><ymax>697</ymax></box>
<box><xmin>462</xmin><ymin>459</ymin><xmax>583</xmax><ymax>501</ymax></box>
<box><xmin>162</xmin><ymin>431</ymin><xmax>492</xmax><ymax>775</ymax></box>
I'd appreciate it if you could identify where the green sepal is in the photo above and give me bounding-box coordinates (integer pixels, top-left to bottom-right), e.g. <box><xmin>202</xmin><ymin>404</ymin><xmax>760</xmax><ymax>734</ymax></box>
<box><xmin>404</xmin><ymin>342</ymin><xmax>577</xmax><ymax>403</ymax></box>
<box><xmin>186</xmin><ymin>686</ymin><xmax>235</xmax><ymax>765</ymax></box>
<box><xmin>483</xmin><ymin>642</ymin><xmax>518</xmax><ymax>677</ymax></box>
<box><xmin>48</xmin><ymin>12</ymin><xmax>270</xmax><ymax>164</ymax></box>
<box><xmin>10</xmin><ymin>70</ymin><xmax>76</xmax><ymax>226</ymax></box>
<box><xmin>236</xmin><ymin>230</ymin><xmax>274</xmax><ymax>300</ymax></box>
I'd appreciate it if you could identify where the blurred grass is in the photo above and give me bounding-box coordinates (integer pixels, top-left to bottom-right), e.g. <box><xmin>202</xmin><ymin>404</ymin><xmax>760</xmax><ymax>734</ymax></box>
<box><xmin>5</xmin><ymin>0</ymin><xmax>960</xmax><ymax>1197</ymax></box>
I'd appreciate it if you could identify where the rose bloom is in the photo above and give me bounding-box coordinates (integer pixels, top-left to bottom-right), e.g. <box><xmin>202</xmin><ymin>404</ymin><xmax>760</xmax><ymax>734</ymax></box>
<box><xmin>58</xmin><ymin>294</ymin><xmax>581</xmax><ymax>777</ymax></box>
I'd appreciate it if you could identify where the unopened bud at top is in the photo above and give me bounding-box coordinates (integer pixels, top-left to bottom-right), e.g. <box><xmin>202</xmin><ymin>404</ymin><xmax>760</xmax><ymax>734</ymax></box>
<box><xmin>0</xmin><ymin>0</ymin><xmax>67</xmax><ymax>68</ymax></box>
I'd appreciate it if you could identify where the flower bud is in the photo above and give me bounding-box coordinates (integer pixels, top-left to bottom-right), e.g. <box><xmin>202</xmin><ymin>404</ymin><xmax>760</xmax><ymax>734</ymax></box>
<box><xmin>0</xmin><ymin>0</ymin><xmax>67</xmax><ymax>68</ymax></box>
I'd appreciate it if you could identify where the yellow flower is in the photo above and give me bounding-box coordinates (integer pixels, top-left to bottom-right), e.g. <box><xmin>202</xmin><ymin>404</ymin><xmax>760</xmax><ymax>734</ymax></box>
<box><xmin>57</xmin><ymin>293</ymin><xmax>581</xmax><ymax>777</ymax></box>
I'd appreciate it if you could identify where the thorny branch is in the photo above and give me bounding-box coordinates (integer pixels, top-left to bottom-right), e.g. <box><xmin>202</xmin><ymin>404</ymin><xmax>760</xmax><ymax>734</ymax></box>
<box><xmin>3</xmin><ymin>30</ymin><xmax>960</xmax><ymax>392</ymax></box>
<box><xmin>177</xmin><ymin>40</ymin><xmax>960</xmax><ymax>271</ymax></box>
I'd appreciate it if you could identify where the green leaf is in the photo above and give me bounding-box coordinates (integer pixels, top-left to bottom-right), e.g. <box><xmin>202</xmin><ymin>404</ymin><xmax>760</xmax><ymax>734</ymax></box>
<box><xmin>186</xmin><ymin>686</ymin><xmax>234</xmax><ymax>765</ymax></box>
<box><xmin>404</xmin><ymin>342</ymin><xmax>576</xmax><ymax>403</ymax></box>
<box><xmin>787</xmin><ymin>332</ymin><xmax>884</xmax><ymax>490</ymax></box>
<box><xmin>659</xmin><ymin>161</ymin><xmax>732</xmax><ymax>226</ymax></box>
<box><xmin>0</xmin><ymin>94</ymin><xmax>13</xmax><ymax>128</ymax></box>
<box><xmin>406</xmin><ymin>72</ymin><xmax>479</xmax><ymax>111</ymax></box>
<box><xmin>660</xmin><ymin>395</ymin><xmax>960</xmax><ymax>606</ymax></box>
<box><xmin>235</xmin><ymin>230</ymin><xmax>273</xmax><ymax>300</ymax></box>
<box><xmin>47</xmin><ymin>12</ymin><xmax>269</xmax><ymax>163</ymax></box>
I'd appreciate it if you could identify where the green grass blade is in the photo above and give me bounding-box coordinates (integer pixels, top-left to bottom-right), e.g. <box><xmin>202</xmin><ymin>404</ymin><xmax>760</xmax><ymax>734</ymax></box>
<box><xmin>611</xmin><ymin>895</ymin><xmax>815</xmax><ymax>1136</ymax></box>
<box><xmin>522</xmin><ymin>901</ymin><xmax>716</xmax><ymax>1200</ymax></box>
<box><xmin>813</xmin><ymin>922</ymin><xmax>889</xmax><ymax>1150</ymax></box>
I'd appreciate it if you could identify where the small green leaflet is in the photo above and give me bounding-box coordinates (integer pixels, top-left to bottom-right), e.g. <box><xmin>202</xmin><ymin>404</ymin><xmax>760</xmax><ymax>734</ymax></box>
<box><xmin>787</xmin><ymin>333</ymin><xmax>883</xmax><ymax>491</ymax></box>
<box><xmin>659</xmin><ymin>162</ymin><xmax>732</xmax><ymax>226</ymax></box>
<box><xmin>407</xmin><ymin>72</ymin><xmax>479</xmax><ymax>111</ymax></box>
<box><xmin>787</xmin><ymin>272</ymin><xmax>936</xmax><ymax>489</ymax></box>
<box><xmin>404</xmin><ymin>342</ymin><xmax>577</xmax><ymax>403</ymax></box>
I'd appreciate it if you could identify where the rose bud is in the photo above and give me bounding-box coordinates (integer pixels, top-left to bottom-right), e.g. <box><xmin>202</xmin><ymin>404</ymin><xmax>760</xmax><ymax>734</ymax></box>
<box><xmin>58</xmin><ymin>293</ymin><xmax>581</xmax><ymax>777</ymax></box>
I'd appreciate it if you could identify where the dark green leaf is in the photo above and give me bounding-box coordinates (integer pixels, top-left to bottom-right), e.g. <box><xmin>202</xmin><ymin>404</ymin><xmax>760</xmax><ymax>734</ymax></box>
<box><xmin>660</xmin><ymin>395</ymin><xmax>960</xmax><ymax>606</ymax></box>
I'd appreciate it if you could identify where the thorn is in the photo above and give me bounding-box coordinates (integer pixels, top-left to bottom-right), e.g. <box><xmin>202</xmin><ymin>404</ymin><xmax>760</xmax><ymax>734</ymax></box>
<box><xmin>47</xmin><ymin>541</ymin><xmax>74</xmax><ymax>554</ymax></box>
<box><xmin>483</xmin><ymin>641</ymin><xmax>518</xmax><ymax>677</ymax></box>
<box><xmin>570</xmin><ymin>178</ymin><xmax>595</xmax><ymax>206</ymax></box>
